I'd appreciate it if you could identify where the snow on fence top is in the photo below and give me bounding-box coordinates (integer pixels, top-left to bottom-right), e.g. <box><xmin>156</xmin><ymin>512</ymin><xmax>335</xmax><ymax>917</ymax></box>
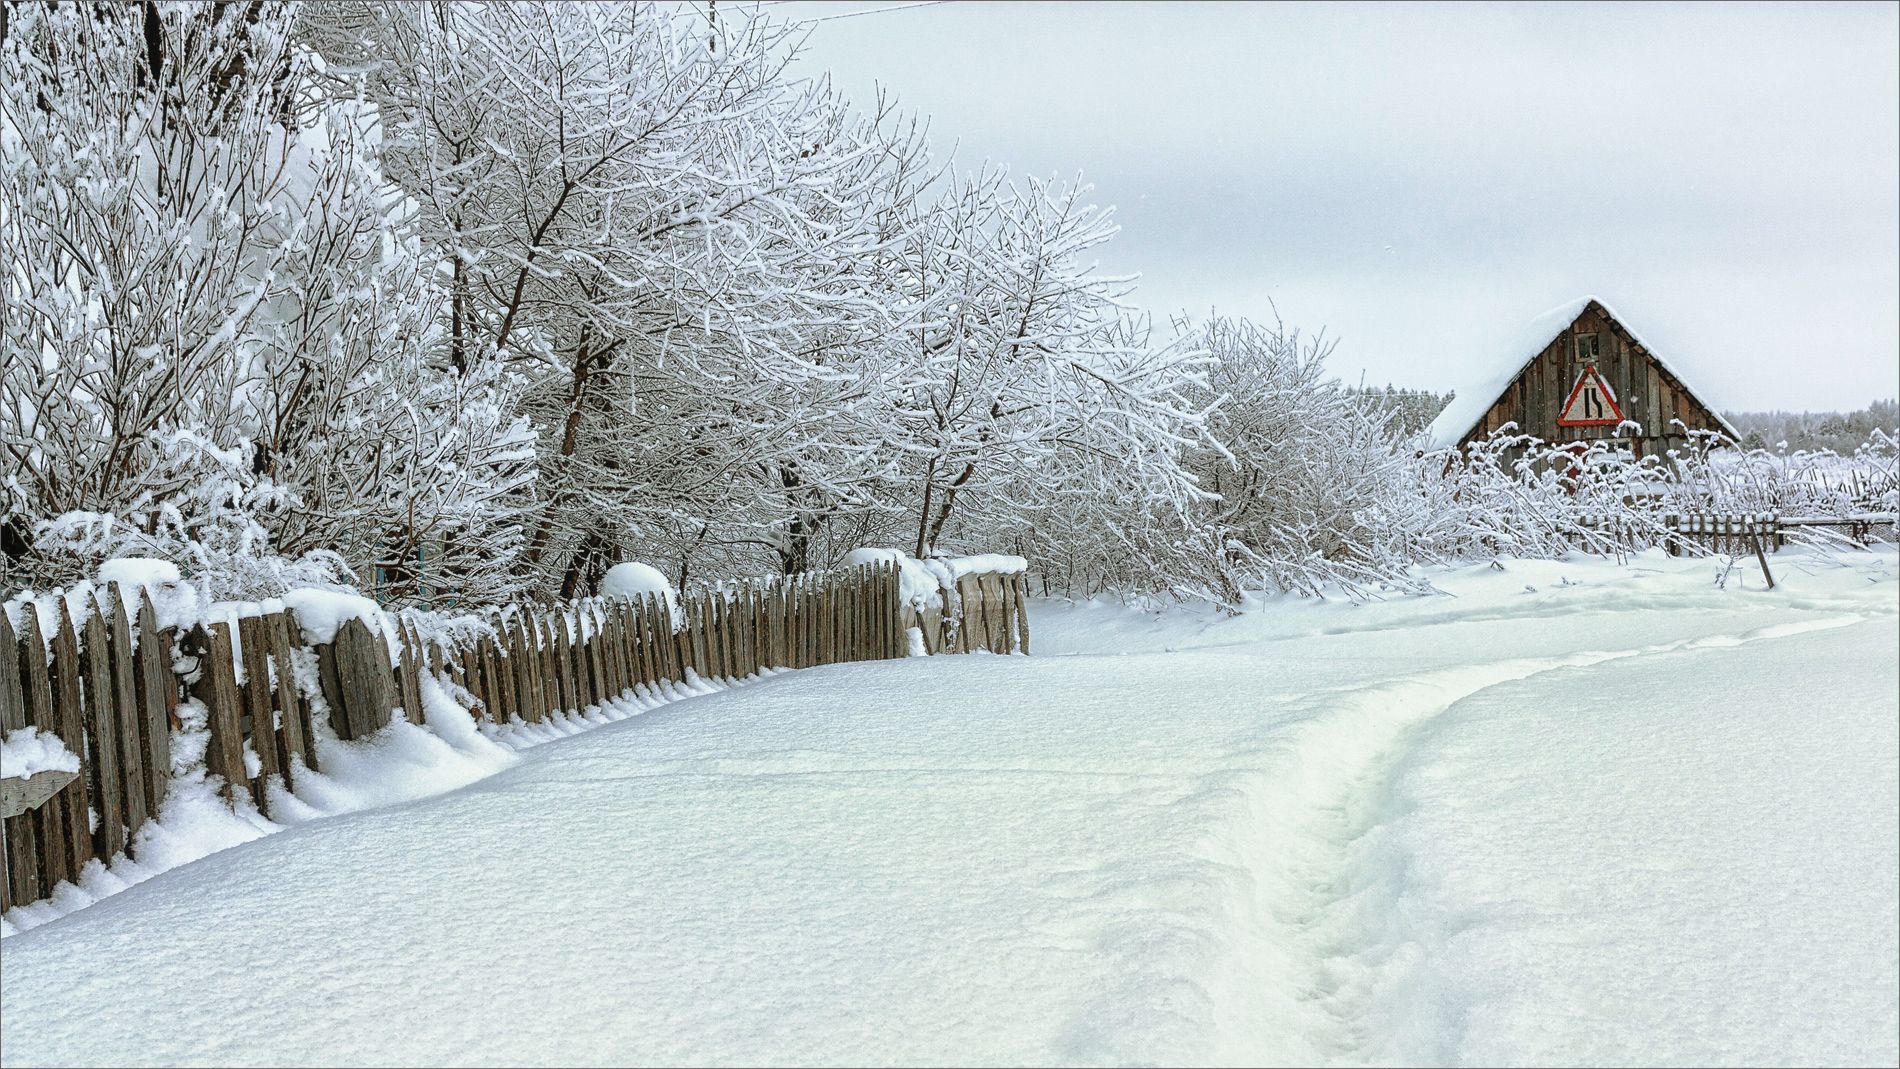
<box><xmin>93</xmin><ymin>557</ymin><xmax>181</xmax><ymax>590</ymax></box>
<box><xmin>842</xmin><ymin>548</ymin><xmax>945</xmax><ymax>611</ymax></box>
<box><xmin>940</xmin><ymin>553</ymin><xmax>1029</xmax><ymax>578</ymax></box>
<box><xmin>277</xmin><ymin>588</ymin><xmax>390</xmax><ymax>646</ymax></box>
<box><xmin>600</xmin><ymin>562</ymin><xmax>676</xmax><ymax>605</ymax></box>
<box><xmin>839</xmin><ymin>549</ymin><xmax>1030</xmax><ymax>614</ymax></box>
<box><xmin>0</xmin><ymin>727</ymin><xmax>81</xmax><ymax>780</ymax></box>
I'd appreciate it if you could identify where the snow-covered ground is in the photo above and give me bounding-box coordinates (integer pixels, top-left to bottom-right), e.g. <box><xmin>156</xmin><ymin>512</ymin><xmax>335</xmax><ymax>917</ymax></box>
<box><xmin>2</xmin><ymin>549</ymin><xmax>1894</xmax><ymax>1067</ymax></box>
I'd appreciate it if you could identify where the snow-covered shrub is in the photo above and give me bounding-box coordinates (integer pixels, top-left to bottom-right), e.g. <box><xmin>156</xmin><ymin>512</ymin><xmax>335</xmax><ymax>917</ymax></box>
<box><xmin>881</xmin><ymin>178</ymin><xmax>1218</xmax><ymax>566</ymax></box>
<box><xmin>302</xmin><ymin>3</ymin><xmax>934</xmax><ymax>598</ymax></box>
<box><xmin>1666</xmin><ymin>427</ymin><xmax>1899</xmax><ymax>520</ymax></box>
<box><xmin>1399</xmin><ymin>422</ymin><xmax>1900</xmax><ymax>570</ymax></box>
<box><xmin>1012</xmin><ymin>316</ymin><xmax>1424</xmax><ymax>604</ymax></box>
<box><xmin>1186</xmin><ymin>317</ymin><xmax>1431</xmax><ymax>598</ymax></box>
<box><xmin>23</xmin><ymin>427</ymin><xmax>350</xmax><ymax>601</ymax></box>
<box><xmin>1</xmin><ymin>3</ymin><xmax>533</xmax><ymax>604</ymax></box>
<box><xmin>1404</xmin><ymin>429</ymin><xmax>1682</xmax><ymax>563</ymax></box>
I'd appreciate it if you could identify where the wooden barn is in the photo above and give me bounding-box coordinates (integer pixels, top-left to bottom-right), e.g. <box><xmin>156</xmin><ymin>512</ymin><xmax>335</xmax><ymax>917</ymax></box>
<box><xmin>1426</xmin><ymin>296</ymin><xmax>1737</xmax><ymax>456</ymax></box>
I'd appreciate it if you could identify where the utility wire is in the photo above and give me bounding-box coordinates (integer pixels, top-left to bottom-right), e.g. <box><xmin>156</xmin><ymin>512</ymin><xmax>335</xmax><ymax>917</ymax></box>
<box><xmin>791</xmin><ymin>1</ymin><xmax>950</xmax><ymax>25</ymax></box>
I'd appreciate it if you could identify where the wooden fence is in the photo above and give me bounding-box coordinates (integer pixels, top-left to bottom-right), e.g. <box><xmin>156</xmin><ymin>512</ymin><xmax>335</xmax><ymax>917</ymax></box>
<box><xmin>0</xmin><ymin>562</ymin><xmax>1032</xmax><ymax>915</ymax></box>
<box><xmin>1664</xmin><ymin>511</ymin><xmax>1898</xmax><ymax>556</ymax></box>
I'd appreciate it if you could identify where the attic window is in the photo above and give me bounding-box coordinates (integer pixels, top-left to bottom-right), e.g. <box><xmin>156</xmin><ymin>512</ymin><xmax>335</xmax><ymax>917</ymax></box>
<box><xmin>1575</xmin><ymin>332</ymin><xmax>1601</xmax><ymax>363</ymax></box>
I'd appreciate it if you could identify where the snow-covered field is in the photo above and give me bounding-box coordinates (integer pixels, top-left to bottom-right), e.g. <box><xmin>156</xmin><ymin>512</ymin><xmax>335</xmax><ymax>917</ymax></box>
<box><xmin>2</xmin><ymin>549</ymin><xmax>1895</xmax><ymax>1067</ymax></box>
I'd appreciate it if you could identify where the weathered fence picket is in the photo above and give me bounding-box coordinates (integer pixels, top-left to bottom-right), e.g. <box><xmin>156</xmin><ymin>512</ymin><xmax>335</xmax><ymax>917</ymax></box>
<box><xmin>134</xmin><ymin>593</ymin><xmax>174</xmax><ymax>813</ymax></box>
<box><xmin>105</xmin><ymin>591</ymin><xmax>149</xmax><ymax>841</ymax></box>
<box><xmin>45</xmin><ymin>606</ymin><xmax>88</xmax><ymax>887</ymax></box>
<box><xmin>0</xmin><ymin>612</ymin><xmax>28</xmax><ymax>911</ymax></box>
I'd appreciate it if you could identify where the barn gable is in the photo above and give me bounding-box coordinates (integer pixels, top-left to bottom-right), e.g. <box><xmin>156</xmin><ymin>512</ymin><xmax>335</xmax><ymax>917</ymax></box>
<box><xmin>1426</xmin><ymin>296</ymin><xmax>1738</xmax><ymax>453</ymax></box>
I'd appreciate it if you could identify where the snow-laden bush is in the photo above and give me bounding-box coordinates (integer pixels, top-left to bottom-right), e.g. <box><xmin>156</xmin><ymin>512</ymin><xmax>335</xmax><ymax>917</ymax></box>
<box><xmin>1015</xmin><ymin>316</ymin><xmax>1429</xmax><ymax>604</ymax></box>
<box><xmin>1670</xmin><ymin>427</ymin><xmax>1899</xmax><ymax>520</ymax></box>
<box><xmin>1</xmin><ymin>4</ymin><xmax>533</xmax><ymax>604</ymax></box>
<box><xmin>1399</xmin><ymin>423</ymin><xmax>1899</xmax><ymax>568</ymax></box>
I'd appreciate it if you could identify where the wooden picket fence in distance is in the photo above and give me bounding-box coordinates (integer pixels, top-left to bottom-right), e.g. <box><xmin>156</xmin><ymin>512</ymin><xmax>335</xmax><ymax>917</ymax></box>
<box><xmin>1664</xmin><ymin>511</ymin><xmax>1898</xmax><ymax>556</ymax></box>
<box><xmin>0</xmin><ymin>562</ymin><xmax>1032</xmax><ymax>916</ymax></box>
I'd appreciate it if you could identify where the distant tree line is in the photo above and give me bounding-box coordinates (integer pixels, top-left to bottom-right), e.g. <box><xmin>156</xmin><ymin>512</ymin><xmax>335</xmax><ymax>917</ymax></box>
<box><xmin>1724</xmin><ymin>401</ymin><xmax>1900</xmax><ymax>455</ymax></box>
<box><xmin>1346</xmin><ymin>385</ymin><xmax>1454</xmax><ymax>436</ymax></box>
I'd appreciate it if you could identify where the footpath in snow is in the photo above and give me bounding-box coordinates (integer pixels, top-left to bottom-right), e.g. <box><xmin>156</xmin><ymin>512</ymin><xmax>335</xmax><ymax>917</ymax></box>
<box><xmin>1</xmin><ymin>549</ymin><xmax>1895</xmax><ymax>1067</ymax></box>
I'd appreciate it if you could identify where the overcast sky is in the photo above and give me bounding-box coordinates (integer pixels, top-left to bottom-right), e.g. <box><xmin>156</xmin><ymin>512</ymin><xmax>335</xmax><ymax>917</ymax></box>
<box><xmin>758</xmin><ymin>0</ymin><xmax>1898</xmax><ymax>412</ymax></box>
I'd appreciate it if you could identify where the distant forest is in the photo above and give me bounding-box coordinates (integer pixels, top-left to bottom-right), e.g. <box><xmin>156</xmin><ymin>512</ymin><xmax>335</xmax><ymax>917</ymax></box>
<box><xmin>1348</xmin><ymin>386</ymin><xmax>1456</xmax><ymax>436</ymax></box>
<box><xmin>1723</xmin><ymin>401</ymin><xmax>1899</xmax><ymax>454</ymax></box>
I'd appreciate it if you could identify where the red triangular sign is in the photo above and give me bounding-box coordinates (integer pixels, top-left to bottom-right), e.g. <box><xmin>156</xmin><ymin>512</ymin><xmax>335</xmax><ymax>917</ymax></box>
<box><xmin>1556</xmin><ymin>366</ymin><xmax>1625</xmax><ymax>426</ymax></box>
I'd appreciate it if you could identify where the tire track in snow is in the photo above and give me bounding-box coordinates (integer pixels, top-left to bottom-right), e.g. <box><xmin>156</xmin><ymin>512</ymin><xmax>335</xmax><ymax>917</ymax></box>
<box><xmin>1225</xmin><ymin>613</ymin><xmax>1867</xmax><ymax>1066</ymax></box>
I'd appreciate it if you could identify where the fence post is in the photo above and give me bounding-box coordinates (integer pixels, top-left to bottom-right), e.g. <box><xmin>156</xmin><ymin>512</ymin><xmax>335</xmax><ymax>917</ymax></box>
<box><xmin>77</xmin><ymin>603</ymin><xmax>124</xmax><ymax>861</ymax></box>
<box><xmin>43</xmin><ymin>606</ymin><xmax>89</xmax><ymax>880</ymax></box>
<box><xmin>625</xmin><ymin>599</ymin><xmax>647</xmax><ymax>688</ymax></box>
<box><xmin>135</xmin><ymin>593</ymin><xmax>175</xmax><ymax>811</ymax></box>
<box><xmin>637</xmin><ymin>594</ymin><xmax>660</xmax><ymax>684</ymax></box>
<box><xmin>589</xmin><ymin>604</ymin><xmax>612</xmax><ymax>701</ymax></box>
<box><xmin>494</xmin><ymin>631</ymin><xmax>516</xmax><ymax>721</ymax></box>
<box><xmin>100</xmin><ymin>588</ymin><xmax>150</xmax><ymax>845</ymax></box>
<box><xmin>1013</xmin><ymin>573</ymin><xmax>1032</xmax><ymax>655</ymax></box>
<box><xmin>395</xmin><ymin>621</ymin><xmax>424</xmax><ymax>727</ymax></box>
<box><xmin>265</xmin><ymin>612</ymin><xmax>312</xmax><ymax>772</ymax></box>
<box><xmin>186</xmin><ymin>621</ymin><xmax>247</xmax><ymax>799</ymax></box>
<box><xmin>237</xmin><ymin>615</ymin><xmax>279</xmax><ymax>814</ymax></box>
<box><xmin>859</xmin><ymin>567</ymin><xmax>871</xmax><ymax>661</ymax></box>
<box><xmin>312</xmin><ymin>616</ymin><xmax>394</xmax><ymax>742</ymax></box>
<box><xmin>576</xmin><ymin>606</ymin><xmax>598</xmax><ymax>705</ymax></box>
<box><xmin>752</xmin><ymin>583</ymin><xmax>766</xmax><ymax>676</ymax></box>
<box><xmin>547</xmin><ymin>611</ymin><xmax>566</xmax><ymax>713</ymax></box>
<box><xmin>3</xmin><ymin>611</ymin><xmax>46</xmax><ymax>906</ymax></box>
<box><xmin>524</xmin><ymin>612</ymin><xmax>545</xmax><ymax>720</ymax></box>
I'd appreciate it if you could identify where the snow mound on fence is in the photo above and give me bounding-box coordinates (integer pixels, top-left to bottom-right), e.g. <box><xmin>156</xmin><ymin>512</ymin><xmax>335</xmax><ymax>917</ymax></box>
<box><xmin>840</xmin><ymin>548</ymin><xmax>1026</xmax><ymax>613</ymax></box>
<box><xmin>0</xmin><ymin>727</ymin><xmax>81</xmax><ymax>779</ymax></box>
<box><xmin>601</xmin><ymin>562</ymin><xmax>677</xmax><ymax>605</ymax></box>
<box><xmin>940</xmin><ymin>553</ymin><xmax>1027</xmax><ymax>578</ymax></box>
<box><xmin>841</xmin><ymin>547</ymin><xmax>948</xmax><ymax>611</ymax></box>
<box><xmin>95</xmin><ymin>557</ymin><xmax>181</xmax><ymax>589</ymax></box>
<box><xmin>4</xmin><ymin>563</ymin><xmax>205</xmax><ymax>654</ymax></box>
<box><xmin>278</xmin><ymin>588</ymin><xmax>389</xmax><ymax>645</ymax></box>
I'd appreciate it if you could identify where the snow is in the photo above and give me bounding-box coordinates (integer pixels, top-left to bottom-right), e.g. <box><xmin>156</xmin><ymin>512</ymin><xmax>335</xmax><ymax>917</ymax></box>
<box><xmin>2</xmin><ymin>548</ymin><xmax>1894</xmax><ymax>1066</ymax></box>
<box><xmin>1426</xmin><ymin>295</ymin><xmax>1744</xmax><ymax>448</ymax></box>
<box><xmin>0</xmin><ymin>727</ymin><xmax>81</xmax><ymax>779</ymax></box>
<box><xmin>600</xmin><ymin>561</ymin><xmax>677</xmax><ymax>605</ymax></box>
<box><xmin>0</xmin><ymin>665</ymin><xmax>752</xmax><ymax>942</ymax></box>
<box><xmin>94</xmin><ymin>557</ymin><xmax>182</xmax><ymax>590</ymax></box>
<box><xmin>90</xmin><ymin>557</ymin><xmax>197</xmax><ymax>627</ymax></box>
<box><xmin>836</xmin><ymin>548</ymin><xmax>1026</xmax><ymax>612</ymax></box>
<box><xmin>841</xmin><ymin>546</ymin><xmax>947</xmax><ymax>610</ymax></box>
<box><xmin>939</xmin><ymin>552</ymin><xmax>1029</xmax><ymax>578</ymax></box>
<box><xmin>276</xmin><ymin>587</ymin><xmax>387</xmax><ymax>645</ymax></box>
<box><xmin>1361</xmin><ymin>620</ymin><xmax>1899</xmax><ymax>1065</ymax></box>
<box><xmin>600</xmin><ymin>562</ymin><xmax>683</xmax><ymax>630</ymax></box>
<box><xmin>1426</xmin><ymin>296</ymin><xmax>1593</xmax><ymax>449</ymax></box>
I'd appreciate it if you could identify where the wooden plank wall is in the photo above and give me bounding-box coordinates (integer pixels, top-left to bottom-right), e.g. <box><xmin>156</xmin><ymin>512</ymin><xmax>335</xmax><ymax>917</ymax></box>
<box><xmin>0</xmin><ymin>562</ymin><xmax>1030</xmax><ymax>916</ymax></box>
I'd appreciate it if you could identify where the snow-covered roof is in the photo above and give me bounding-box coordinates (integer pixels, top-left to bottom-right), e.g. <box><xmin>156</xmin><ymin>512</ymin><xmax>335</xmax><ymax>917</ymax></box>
<box><xmin>1425</xmin><ymin>296</ymin><xmax>1740</xmax><ymax>449</ymax></box>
